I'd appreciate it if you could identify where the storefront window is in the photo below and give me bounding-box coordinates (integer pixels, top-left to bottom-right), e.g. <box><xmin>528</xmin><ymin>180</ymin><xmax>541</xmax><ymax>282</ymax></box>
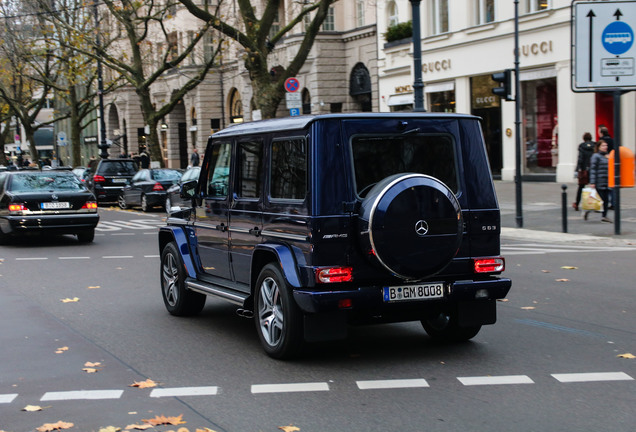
<box><xmin>427</xmin><ymin>91</ymin><xmax>455</xmax><ymax>112</ymax></box>
<box><xmin>522</xmin><ymin>78</ymin><xmax>557</xmax><ymax>174</ymax></box>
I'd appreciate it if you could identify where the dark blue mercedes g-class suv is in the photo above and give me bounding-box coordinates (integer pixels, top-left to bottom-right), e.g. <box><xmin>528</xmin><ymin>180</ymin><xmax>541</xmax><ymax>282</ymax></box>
<box><xmin>158</xmin><ymin>113</ymin><xmax>511</xmax><ymax>359</ymax></box>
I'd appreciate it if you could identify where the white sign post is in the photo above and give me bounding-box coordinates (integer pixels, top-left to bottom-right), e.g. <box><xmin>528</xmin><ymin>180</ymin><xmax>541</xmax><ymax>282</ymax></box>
<box><xmin>572</xmin><ymin>1</ymin><xmax>636</xmax><ymax>92</ymax></box>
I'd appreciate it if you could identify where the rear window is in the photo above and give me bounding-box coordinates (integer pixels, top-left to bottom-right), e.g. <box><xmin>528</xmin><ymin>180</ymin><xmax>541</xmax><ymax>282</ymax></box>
<box><xmin>99</xmin><ymin>161</ymin><xmax>138</xmax><ymax>175</ymax></box>
<box><xmin>8</xmin><ymin>173</ymin><xmax>84</xmax><ymax>192</ymax></box>
<box><xmin>351</xmin><ymin>134</ymin><xmax>459</xmax><ymax>196</ymax></box>
<box><xmin>152</xmin><ymin>169</ymin><xmax>182</xmax><ymax>181</ymax></box>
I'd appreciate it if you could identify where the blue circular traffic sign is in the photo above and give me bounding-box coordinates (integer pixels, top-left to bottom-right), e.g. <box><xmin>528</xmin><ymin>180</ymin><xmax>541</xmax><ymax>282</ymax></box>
<box><xmin>284</xmin><ymin>77</ymin><xmax>300</xmax><ymax>93</ymax></box>
<box><xmin>602</xmin><ymin>21</ymin><xmax>634</xmax><ymax>55</ymax></box>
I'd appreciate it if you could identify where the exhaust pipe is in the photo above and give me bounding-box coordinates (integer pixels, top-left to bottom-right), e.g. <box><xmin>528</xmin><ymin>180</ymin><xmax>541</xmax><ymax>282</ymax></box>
<box><xmin>236</xmin><ymin>308</ymin><xmax>254</xmax><ymax>319</ymax></box>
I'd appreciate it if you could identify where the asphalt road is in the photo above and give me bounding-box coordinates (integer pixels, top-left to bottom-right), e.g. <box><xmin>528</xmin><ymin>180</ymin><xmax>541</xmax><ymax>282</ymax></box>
<box><xmin>1</xmin><ymin>207</ymin><xmax>635</xmax><ymax>432</ymax></box>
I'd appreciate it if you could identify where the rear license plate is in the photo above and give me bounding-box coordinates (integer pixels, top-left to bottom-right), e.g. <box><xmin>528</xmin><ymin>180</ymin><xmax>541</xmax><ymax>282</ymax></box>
<box><xmin>41</xmin><ymin>202</ymin><xmax>70</xmax><ymax>209</ymax></box>
<box><xmin>383</xmin><ymin>283</ymin><xmax>445</xmax><ymax>302</ymax></box>
<box><xmin>111</xmin><ymin>178</ymin><xmax>127</xmax><ymax>184</ymax></box>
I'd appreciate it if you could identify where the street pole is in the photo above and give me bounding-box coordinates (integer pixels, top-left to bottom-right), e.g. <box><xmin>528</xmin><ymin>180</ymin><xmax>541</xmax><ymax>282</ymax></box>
<box><xmin>410</xmin><ymin>0</ymin><xmax>425</xmax><ymax>112</ymax></box>
<box><xmin>93</xmin><ymin>1</ymin><xmax>108</xmax><ymax>160</ymax></box>
<box><xmin>514</xmin><ymin>0</ymin><xmax>523</xmax><ymax>228</ymax></box>
<box><xmin>613</xmin><ymin>91</ymin><xmax>622</xmax><ymax>235</ymax></box>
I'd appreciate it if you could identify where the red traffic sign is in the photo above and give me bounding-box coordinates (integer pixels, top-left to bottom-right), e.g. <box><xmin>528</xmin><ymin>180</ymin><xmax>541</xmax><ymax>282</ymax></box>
<box><xmin>284</xmin><ymin>77</ymin><xmax>300</xmax><ymax>93</ymax></box>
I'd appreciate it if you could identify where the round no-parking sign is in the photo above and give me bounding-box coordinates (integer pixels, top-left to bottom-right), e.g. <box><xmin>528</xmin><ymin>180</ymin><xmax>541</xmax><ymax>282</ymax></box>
<box><xmin>284</xmin><ymin>77</ymin><xmax>300</xmax><ymax>93</ymax></box>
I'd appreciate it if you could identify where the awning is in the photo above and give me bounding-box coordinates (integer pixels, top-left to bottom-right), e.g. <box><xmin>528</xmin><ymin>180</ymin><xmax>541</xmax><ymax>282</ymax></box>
<box><xmin>387</xmin><ymin>93</ymin><xmax>414</xmax><ymax>106</ymax></box>
<box><xmin>425</xmin><ymin>81</ymin><xmax>455</xmax><ymax>93</ymax></box>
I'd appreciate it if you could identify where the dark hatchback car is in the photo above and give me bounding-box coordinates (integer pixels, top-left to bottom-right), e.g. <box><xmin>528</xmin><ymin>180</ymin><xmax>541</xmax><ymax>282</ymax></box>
<box><xmin>159</xmin><ymin>113</ymin><xmax>511</xmax><ymax>359</ymax></box>
<box><xmin>165</xmin><ymin>166</ymin><xmax>200</xmax><ymax>212</ymax></box>
<box><xmin>87</xmin><ymin>159</ymin><xmax>138</xmax><ymax>204</ymax></box>
<box><xmin>118</xmin><ymin>168</ymin><xmax>182</xmax><ymax>212</ymax></box>
<box><xmin>0</xmin><ymin>171</ymin><xmax>99</xmax><ymax>243</ymax></box>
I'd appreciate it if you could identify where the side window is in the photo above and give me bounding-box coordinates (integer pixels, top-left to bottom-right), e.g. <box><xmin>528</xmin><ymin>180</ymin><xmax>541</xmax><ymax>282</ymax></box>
<box><xmin>205</xmin><ymin>141</ymin><xmax>231</xmax><ymax>198</ymax></box>
<box><xmin>236</xmin><ymin>139</ymin><xmax>263</xmax><ymax>199</ymax></box>
<box><xmin>270</xmin><ymin>138</ymin><xmax>307</xmax><ymax>200</ymax></box>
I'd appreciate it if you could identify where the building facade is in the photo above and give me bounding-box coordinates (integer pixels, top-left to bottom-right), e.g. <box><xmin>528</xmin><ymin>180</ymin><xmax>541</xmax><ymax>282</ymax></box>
<box><xmin>100</xmin><ymin>0</ymin><xmax>378</xmax><ymax>169</ymax></box>
<box><xmin>377</xmin><ymin>0</ymin><xmax>636</xmax><ymax>182</ymax></box>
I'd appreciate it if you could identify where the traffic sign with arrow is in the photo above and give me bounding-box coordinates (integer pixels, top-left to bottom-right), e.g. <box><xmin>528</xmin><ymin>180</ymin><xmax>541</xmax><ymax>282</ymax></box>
<box><xmin>572</xmin><ymin>1</ymin><xmax>636</xmax><ymax>92</ymax></box>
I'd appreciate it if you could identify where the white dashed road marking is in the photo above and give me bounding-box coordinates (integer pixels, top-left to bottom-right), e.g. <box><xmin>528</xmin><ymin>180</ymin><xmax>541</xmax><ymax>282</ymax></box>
<box><xmin>0</xmin><ymin>394</ymin><xmax>18</xmax><ymax>403</ymax></box>
<box><xmin>150</xmin><ymin>386</ymin><xmax>219</xmax><ymax>398</ymax></box>
<box><xmin>41</xmin><ymin>390</ymin><xmax>124</xmax><ymax>401</ymax></box>
<box><xmin>251</xmin><ymin>382</ymin><xmax>330</xmax><ymax>394</ymax></box>
<box><xmin>356</xmin><ymin>379</ymin><xmax>429</xmax><ymax>390</ymax></box>
<box><xmin>551</xmin><ymin>372</ymin><xmax>634</xmax><ymax>383</ymax></box>
<box><xmin>457</xmin><ymin>375</ymin><xmax>535</xmax><ymax>386</ymax></box>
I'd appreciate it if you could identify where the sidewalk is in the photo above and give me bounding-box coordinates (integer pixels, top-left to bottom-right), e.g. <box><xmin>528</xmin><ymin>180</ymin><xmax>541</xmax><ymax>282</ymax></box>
<box><xmin>494</xmin><ymin>180</ymin><xmax>636</xmax><ymax>244</ymax></box>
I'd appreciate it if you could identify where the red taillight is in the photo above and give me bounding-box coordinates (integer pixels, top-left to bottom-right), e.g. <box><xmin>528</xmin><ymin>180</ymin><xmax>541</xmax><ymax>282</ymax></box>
<box><xmin>82</xmin><ymin>201</ymin><xmax>98</xmax><ymax>209</ymax></box>
<box><xmin>152</xmin><ymin>182</ymin><xmax>164</xmax><ymax>191</ymax></box>
<box><xmin>93</xmin><ymin>175</ymin><xmax>106</xmax><ymax>183</ymax></box>
<box><xmin>474</xmin><ymin>257</ymin><xmax>505</xmax><ymax>273</ymax></box>
<box><xmin>9</xmin><ymin>203</ymin><xmax>27</xmax><ymax>212</ymax></box>
<box><xmin>315</xmin><ymin>267</ymin><xmax>353</xmax><ymax>283</ymax></box>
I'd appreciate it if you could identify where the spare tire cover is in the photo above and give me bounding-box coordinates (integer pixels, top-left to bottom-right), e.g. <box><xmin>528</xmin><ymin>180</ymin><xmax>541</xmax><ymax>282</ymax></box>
<box><xmin>358</xmin><ymin>173</ymin><xmax>463</xmax><ymax>280</ymax></box>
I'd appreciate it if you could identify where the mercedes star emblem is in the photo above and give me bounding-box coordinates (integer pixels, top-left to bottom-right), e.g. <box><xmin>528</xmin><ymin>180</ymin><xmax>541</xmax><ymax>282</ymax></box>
<box><xmin>415</xmin><ymin>220</ymin><xmax>429</xmax><ymax>236</ymax></box>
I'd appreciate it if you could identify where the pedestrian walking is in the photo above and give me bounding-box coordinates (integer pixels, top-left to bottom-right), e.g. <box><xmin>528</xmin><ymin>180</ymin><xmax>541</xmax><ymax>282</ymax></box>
<box><xmin>585</xmin><ymin>139</ymin><xmax>612</xmax><ymax>223</ymax></box>
<box><xmin>598</xmin><ymin>124</ymin><xmax>615</xmax><ymax>209</ymax></box>
<box><xmin>139</xmin><ymin>147</ymin><xmax>150</xmax><ymax>169</ymax></box>
<box><xmin>189</xmin><ymin>148</ymin><xmax>200</xmax><ymax>167</ymax></box>
<box><xmin>573</xmin><ymin>132</ymin><xmax>595</xmax><ymax>211</ymax></box>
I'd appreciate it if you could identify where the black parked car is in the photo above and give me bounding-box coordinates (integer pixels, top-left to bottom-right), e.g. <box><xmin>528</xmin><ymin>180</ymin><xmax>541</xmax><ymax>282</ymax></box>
<box><xmin>86</xmin><ymin>159</ymin><xmax>138</xmax><ymax>204</ymax></box>
<box><xmin>0</xmin><ymin>170</ymin><xmax>99</xmax><ymax>243</ymax></box>
<box><xmin>164</xmin><ymin>166</ymin><xmax>200</xmax><ymax>212</ymax></box>
<box><xmin>118</xmin><ymin>168</ymin><xmax>182</xmax><ymax>212</ymax></box>
<box><xmin>158</xmin><ymin>113</ymin><xmax>511</xmax><ymax>359</ymax></box>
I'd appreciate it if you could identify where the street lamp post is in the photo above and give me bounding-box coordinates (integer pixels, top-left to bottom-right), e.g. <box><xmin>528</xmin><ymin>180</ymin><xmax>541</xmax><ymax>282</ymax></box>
<box><xmin>409</xmin><ymin>0</ymin><xmax>425</xmax><ymax>111</ymax></box>
<box><xmin>93</xmin><ymin>1</ymin><xmax>108</xmax><ymax>160</ymax></box>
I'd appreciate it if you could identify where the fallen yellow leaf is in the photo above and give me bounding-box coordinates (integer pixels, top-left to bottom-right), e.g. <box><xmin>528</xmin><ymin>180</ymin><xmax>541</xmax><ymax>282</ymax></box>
<box><xmin>130</xmin><ymin>379</ymin><xmax>158</xmax><ymax>388</ymax></box>
<box><xmin>555</xmin><ymin>278</ymin><xmax>570</xmax><ymax>282</ymax></box>
<box><xmin>521</xmin><ymin>306</ymin><xmax>536</xmax><ymax>310</ymax></box>
<box><xmin>22</xmin><ymin>405</ymin><xmax>43</xmax><ymax>412</ymax></box>
<box><xmin>125</xmin><ymin>424</ymin><xmax>153</xmax><ymax>431</ymax></box>
<box><xmin>55</xmin><ymin>347</ymin><xmax>69</xmax><ymax>354</ymax></box>
<box><xmin>60</xmin><ymin>297</ymin><xmax>79</xmax><ymax>303</ymax></box>
<box><xmin>617</xmin><ymin>353</ymin><xmax>635</xmax><ymax>359</ymax></box>
<box><xmin>82</xmin><ymin>368</ymin><xmax>99</xmax><ymax>373</ymax></box>
<box><xmin>36</xmin><ymin>421</ymin><xmax>74</xmax><ymax>432</ymax></box>
<box><xmin>279</xmin><ymin>426</ymin><xmax>301</xmax><ymax>432</ymax></box>
<box><xmin>84</xmin><ymin>362</ymin><xmax>102</xmax><ymax>367</ymax></box>
<box><xmin>196</xmin><ymin>429</ymin><xmax>218</xmax><ymax>432</ymax></box>
<box><xmin>560</xmin><ymin>266</ymin><xmax>578</xmax><ymax>270</ymax></box>
<box><xmin>98</xmin><ymin>427</ymin><xmax>121</xmax><ymax>432</ymax></box>
<box><xmin>142</xmin><ymin>414</ymin><xmax>186</xmax><ymax>426</ymax></box>
<box><xmin>87</xmin><ymin>285</ymin><xmax>101</xmax><ymax>289</ymax></box>
<box><xmin>541</xmin><ymin>270</ymin><xmax>550</xmax><ymax>273</ymax></box>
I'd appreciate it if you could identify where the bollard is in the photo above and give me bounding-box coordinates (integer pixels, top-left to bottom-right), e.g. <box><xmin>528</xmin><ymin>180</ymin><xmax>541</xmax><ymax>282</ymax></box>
<box><xmin>561</xmin><ymin>184</ymin><xmax>568</xmax><ymax>233</ymax></box>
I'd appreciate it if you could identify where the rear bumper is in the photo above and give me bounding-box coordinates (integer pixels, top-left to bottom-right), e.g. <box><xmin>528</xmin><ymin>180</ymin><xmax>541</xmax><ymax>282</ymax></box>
<box><xmin>293</xmin><ymin>277</ymin><xmax>512</xmax><ymax>315</ymax></box>
<box><xmin>1</xmin><ymin>213</ymin><xmax>100</xmax><ymax>234</ymax></box>
<box><xmin>94</xmin><ymin>185</ymin><xmax>124</xmax><ymax>202</ymax></box>
<box><xmin>144</xmin><ymin>191</ymin><xmax>167</xmax><ymax>207</ymax></box>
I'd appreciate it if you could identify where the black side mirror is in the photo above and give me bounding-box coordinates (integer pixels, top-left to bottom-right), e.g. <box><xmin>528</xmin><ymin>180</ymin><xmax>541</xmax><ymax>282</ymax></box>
<box><xmin>180</xmin><ymin>180</ymin><xmax>198</xmax><ymax>202</ymax></box>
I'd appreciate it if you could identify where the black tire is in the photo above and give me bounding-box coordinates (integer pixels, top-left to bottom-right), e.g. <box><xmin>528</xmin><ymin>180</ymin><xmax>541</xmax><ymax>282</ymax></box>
<box><xmin>358</xmin><ymin>173</ymin><xmax>462</xmax><ymax>280</ymax></box>
<box><xmin>0</xmin><ymin>227</ymin><xmax>10</xmax><ymax>245</ymax></box>
<box><xmin>77</xmin><ymin>229</ymin><xmax>95</xmax><ymax>243</ymax></box>
<box><xmin>254</xmin><ymin>263</ymin><xmax>303</xmax><ymax>359</ymax></box>
<box><xmin>160</xmin><ymin>242</ymin><xmax>206</xmax><ymax>316</ymax></box>
<box><xmin>141</xmin><ymin>194</ymin><xmax>149</xmax><ymax>212</ymax></box>
<box><xmin>421</xmin><ymin>312</ymin><xmax>481</xmax><ymax>343</ymax></box>
<box><xmin>118</xmin><ymin>194</ymin><xmax>127</xmax><ymax>210</ymax></box>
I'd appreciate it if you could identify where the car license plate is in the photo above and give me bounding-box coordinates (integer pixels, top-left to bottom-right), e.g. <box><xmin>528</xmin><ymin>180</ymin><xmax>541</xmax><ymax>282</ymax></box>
<box><xmin>383</xmin><ymin>283</ymin><xmax>445</xmax><ymax>302</ymax></box>
<box><xmin>41</xmin><ymin>202</ymin><xmax>70</xmax><ymax>209</ymax></box>
<box><xmin>111</xmin><ymin>178</ymin><xmax>127</xmax><ymax>184</ymax></box>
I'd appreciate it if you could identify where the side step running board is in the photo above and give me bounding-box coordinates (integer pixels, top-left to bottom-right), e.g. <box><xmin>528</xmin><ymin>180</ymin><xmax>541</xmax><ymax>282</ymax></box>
<box><xmin>186</xmin><ymin>279</ymin><xmax>249</xmax><ymax>306</ymax></box>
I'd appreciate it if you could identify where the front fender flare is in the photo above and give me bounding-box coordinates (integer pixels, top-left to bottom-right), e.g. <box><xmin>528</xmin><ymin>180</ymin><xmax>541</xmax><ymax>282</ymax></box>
<box><xmin>158</xmin><ymin>226</ymin><xmax>197</xmax><ymax>278</ymax></box>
